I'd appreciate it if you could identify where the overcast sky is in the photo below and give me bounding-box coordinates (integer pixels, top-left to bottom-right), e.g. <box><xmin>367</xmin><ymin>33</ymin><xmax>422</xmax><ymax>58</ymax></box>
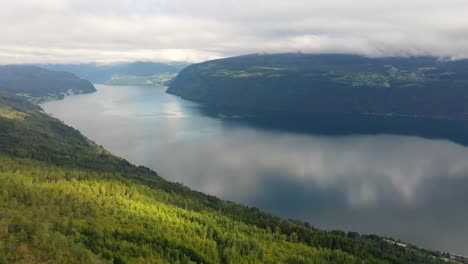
<box><xmin>2</xmin><ymin>0</ymin><xmax>468</xmax><ymax>64</ymax></box>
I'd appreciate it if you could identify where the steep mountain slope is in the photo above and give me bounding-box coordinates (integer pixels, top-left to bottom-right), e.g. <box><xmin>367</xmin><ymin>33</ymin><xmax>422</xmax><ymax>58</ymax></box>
<box><xmin>167</xmin><ymin>54</ymin><xmax>468</xmax><ymax>120</ymax></box>
<box><xmin>0</xmin><ymin>95</ymin><xmax>464</xmax><ymax>263</ymax></box>
<box><xmin>0</xmin><ymin>66</ymin><xmax>96</xmax><ymax>102</ymax></box>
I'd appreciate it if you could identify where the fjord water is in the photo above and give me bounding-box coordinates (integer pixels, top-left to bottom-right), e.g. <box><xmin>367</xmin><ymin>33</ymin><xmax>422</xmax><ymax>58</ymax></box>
<box><xmin>42</xmin><ymin>85</ymin><xmax>468</xmax><ymax>255</ymax></box>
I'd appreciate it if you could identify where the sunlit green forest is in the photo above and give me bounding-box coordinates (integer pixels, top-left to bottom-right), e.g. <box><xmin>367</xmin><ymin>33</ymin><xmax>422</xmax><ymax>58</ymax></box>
<box><xmin>0</xmin><ymin>92</ymin><xmax>464</xmax><ymax>263</ymax></box>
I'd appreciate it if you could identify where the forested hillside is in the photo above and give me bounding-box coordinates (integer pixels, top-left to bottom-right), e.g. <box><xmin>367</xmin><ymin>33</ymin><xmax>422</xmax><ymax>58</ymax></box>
<box><xmin>167</xmin><ymin>54</ymin><xmax>468</xmax><ymax>120</ymax></box>
<box><xmin>0</xmin><ymin>93</ymin><xmax>464</xmax><ymax>263</ymax></box>
<box><xmin>0</xmin><ymin>66</ymin><xmax>96</xmax><ymax>102</ymax></box>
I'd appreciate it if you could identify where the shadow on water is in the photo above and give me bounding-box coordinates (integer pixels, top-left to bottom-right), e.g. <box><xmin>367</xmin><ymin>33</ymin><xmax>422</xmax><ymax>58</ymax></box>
<box><xmin>198</xmin><ymin>106</ymin><xmax>468</xmax><ymax>146</ymax></box>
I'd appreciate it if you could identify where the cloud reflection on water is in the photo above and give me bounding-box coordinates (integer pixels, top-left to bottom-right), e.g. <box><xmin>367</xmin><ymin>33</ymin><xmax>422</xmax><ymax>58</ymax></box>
<box><xmin>42</xmin><ymin>85</ymin><xmax>468</xmax><ymax>254</ymax></box>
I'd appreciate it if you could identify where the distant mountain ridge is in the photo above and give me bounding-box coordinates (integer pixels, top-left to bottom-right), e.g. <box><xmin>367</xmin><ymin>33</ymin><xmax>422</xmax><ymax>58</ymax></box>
<box><xmin>38</xmin><ymin>61</ymin><xmax>189</xmax><ymax>85</ymax></box>
<box><xmin>167</xmin><ymin>53</ymin><xmax>468</xmax><ymax>120</ymax></box>
<box><xmin>0</xmin><ymin>65</ymin><xmax>96</xmax><ymax>102</ymax></box>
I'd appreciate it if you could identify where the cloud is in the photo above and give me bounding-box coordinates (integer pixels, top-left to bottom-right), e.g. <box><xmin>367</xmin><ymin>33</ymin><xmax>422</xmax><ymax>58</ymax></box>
<box><xmin>1</xmin><ymin>0</ymin><xmax>468</xmax><ymax>63</ymax></box>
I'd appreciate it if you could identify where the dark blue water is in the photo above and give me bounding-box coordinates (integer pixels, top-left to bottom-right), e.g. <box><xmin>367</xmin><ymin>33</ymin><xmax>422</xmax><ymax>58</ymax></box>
<box><xmin>42</xmin><ymin>85</ymin><xmax>468</xmax><ymax>255</ymax></box>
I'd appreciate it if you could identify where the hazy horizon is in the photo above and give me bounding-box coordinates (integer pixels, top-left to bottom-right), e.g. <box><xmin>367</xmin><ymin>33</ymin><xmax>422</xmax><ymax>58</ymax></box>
<box><xmin>5</xmin><ymin>52</ymin><xmax>468</xmax><ymax>67</ymax></box>
<box><xmin>2</xmin><ymin>0</ymin><xmax>468</xmax><ymax>64</ymax></box>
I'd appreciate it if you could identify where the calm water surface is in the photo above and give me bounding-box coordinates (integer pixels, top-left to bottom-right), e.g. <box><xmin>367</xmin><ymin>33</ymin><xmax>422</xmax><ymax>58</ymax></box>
<box><xmin>42</xmin><ymin>85</ymin><xmax>468</xmax><ymax>255</ymax></box>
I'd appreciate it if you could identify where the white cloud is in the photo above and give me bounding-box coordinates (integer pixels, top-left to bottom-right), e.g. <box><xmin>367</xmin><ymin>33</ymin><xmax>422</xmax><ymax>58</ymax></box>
<box><xmin>1</xmin><ymin>0</ymin><xmax>468</xmax><ymax>63</ymax></box>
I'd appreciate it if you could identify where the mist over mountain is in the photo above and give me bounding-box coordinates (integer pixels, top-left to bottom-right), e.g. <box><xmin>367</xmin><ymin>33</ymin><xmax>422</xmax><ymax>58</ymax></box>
<box><xmin>2</xmin><ymin>1</ymin><xmax>468</xmax><ymax>64</ymax></box>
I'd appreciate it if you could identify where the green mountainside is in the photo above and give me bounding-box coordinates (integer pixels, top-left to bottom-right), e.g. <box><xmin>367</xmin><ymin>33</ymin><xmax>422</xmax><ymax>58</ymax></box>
<box><xmin>167</xmin><ymin>54</ymin><xmax>468</xmax><ymax>120</ymax></box>
<box><xmin>0</xmin><ymin>92</ymin><xmax>465</xmax><ymax>262</ymax></box>
<box><xmin>0</xmin><ymin>66</ymin><xmax>96</xmax><ymax>103</ymax></box>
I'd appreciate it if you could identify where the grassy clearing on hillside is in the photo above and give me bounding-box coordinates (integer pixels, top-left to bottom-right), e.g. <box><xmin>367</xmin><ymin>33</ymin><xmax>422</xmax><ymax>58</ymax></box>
<box><xmin>0</xmin><ymin>106</ymin><xmax>28</xmax><ymax>120</ymax></box>
<box><xmin>105</xmin><ymin>73</ymin><xmax>178</xmax><ymax>86</ymax></box>
<box><xmin>15</xmin><ymin>93</ymin><xmax>64</xmax><ymax>104</ymax></box>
